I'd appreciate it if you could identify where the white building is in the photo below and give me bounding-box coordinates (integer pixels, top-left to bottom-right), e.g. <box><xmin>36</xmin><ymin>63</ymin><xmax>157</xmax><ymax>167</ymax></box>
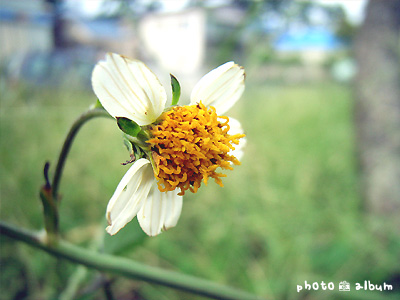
<box><xmin>138</xmin><ymin>8</ymin><xmax>206</xmax><ymax>82</ymax></box>
<box><xmin>0</xmin><ymin>0</ymin><xmax>52</xmax><ymax>61</ymax></box>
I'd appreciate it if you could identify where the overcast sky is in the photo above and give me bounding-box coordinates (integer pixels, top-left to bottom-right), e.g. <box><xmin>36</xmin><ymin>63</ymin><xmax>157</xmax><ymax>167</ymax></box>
<box><xmin>315</xmin><ymin>0</ymin><xmax>367</xmax><ymax>24</ymax></box>
<box><xmin>65</xmin><ymin>0</ymin><xmax>368</xmax><ymax>24</ymax></box>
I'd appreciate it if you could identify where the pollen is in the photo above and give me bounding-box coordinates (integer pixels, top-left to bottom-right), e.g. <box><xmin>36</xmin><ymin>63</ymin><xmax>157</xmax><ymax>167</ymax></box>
<box><xmin>147</xmin><ymin>102</ymin><xmax>245</xmax><ymax>196</ymax></box>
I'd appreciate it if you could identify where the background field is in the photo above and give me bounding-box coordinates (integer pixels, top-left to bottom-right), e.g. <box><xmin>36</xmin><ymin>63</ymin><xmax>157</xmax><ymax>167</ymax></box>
<box><xmin>1</xmin><ymin>71</ymin><xmax>399</xmax><ymax>299</ymax></box>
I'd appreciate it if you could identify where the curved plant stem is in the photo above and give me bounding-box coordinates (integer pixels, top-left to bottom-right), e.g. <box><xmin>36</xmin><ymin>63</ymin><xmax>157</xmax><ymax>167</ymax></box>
<box><xmin>51</xmin><ymin>107</ymin><xmax>112</xmax><ymax>201</ymax></box>
<box><xmin>0</xmin><ymin>221</ymin><xmax>263</xmax><ymax>300</ymax></box>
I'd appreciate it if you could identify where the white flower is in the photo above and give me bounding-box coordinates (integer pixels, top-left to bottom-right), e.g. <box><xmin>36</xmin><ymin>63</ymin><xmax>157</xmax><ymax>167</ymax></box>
<box><xmin>92</xmin><ymin>53</ymin><xmax>245</xmax><ymax>236</ymax></box>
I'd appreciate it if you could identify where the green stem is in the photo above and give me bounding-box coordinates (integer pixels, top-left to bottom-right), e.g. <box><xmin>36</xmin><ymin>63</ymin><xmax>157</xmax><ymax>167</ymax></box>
<box><xmin>59</xmin><ymin>265</ymin><xmax>88</xmax><ymax>300</ymax></box>
<box><xmin>51</xmin><ymin>107</ymin><xmax>112</xmax><ymax>201</ymax></box>
<box><xmin>60</xmin><ymin>222</ymin><xmax>107</xmax><ymax>300</ymax></box>
<box><xmin>39</xmin><ymin>188</ymin><xmax>59</xmax><ymax>245</ymax></box>
<box><xmin>0</xmin><ymin>221</ymin><xmax>263</xmax><ymax>300</ymax></box>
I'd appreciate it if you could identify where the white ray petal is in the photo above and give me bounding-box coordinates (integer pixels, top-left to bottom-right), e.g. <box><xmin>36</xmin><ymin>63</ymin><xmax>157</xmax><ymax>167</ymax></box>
<box><xmin>190</xmin><ymin>62</ymin><xmax>245</xmax><ymax>115</ymax></box>
<box><xmin>106</xmin><ymin>158</ymin><xmax>155</xmax><ymax>235</ymax></box>
<box><xmin>226</xmin><ymin>116</ymin><xmax>246</xmax><ymax>160</ymax></box>
<box><xmin>92</xmin><ymin>53</ymin><xmax>167</xmax><ymax>125</ymax></box>
<box><xmin>137</xmin><ymin>188</ymin><xmax>183</xmax><ymax>236</ymax></box>
<box><xmin>162</xmin><ymin>190</ymin><xmax>183</xmax><ymax>229</ymax></box>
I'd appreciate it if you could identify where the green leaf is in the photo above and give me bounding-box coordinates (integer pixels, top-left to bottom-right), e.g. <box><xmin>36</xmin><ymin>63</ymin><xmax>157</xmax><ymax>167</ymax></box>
<box><xmin>170</xmin><ymin>74</ymin><xmax>181</xmax><ymax>106</ymax></box>
<box><xmin>117</xmin><ymin>117</ymin><xmax>141</xmax><ymax>137</ymax></box>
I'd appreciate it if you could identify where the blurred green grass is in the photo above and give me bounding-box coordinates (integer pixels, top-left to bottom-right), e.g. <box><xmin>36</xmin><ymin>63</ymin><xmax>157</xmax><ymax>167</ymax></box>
<box><xmin>1</xmin><ymin>79</ymin><xmax>399</xmax><ymax>300</ymax></box>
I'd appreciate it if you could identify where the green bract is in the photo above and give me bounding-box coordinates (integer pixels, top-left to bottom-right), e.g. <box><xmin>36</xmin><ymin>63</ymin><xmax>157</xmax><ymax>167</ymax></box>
<box><xmin>170</xmin><ymin>74</ymin><xmax>181</xmax><ymax>106</ymax></box>
<box><xmin>117</xmin><ymin>117</ymin><xmax>142</xmax><ymax>137</ymax></box>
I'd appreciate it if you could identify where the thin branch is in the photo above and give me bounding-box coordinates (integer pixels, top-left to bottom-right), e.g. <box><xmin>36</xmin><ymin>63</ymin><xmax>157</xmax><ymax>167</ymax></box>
<box><xmin>51</xmin><ymin>107</ymin><xmax>112</xmax><ymax>201</ymax></box>
<box><xmin>0</xmin><ymin>221</ymin><xmax>263</xmax><ymax>300</ymax></box>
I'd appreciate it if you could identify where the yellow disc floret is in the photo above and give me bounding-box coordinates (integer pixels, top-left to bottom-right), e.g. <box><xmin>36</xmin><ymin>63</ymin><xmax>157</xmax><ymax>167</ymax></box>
<box><xmin>147</xmin><ymin>102</ymin><xmax>245</xmax><ymax>196</ymax></box>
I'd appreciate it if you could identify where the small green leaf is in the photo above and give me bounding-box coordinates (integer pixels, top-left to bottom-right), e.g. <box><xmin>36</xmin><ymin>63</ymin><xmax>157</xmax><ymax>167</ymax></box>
<box><xmin>117</xmin><ymin>117</ymin><xmax>141</xmax><ymax>137</ymax></box>
<box><xmin>170</xmin><ymin>74</ymin><xmax>181</xmax><ymax>106</ymax></box>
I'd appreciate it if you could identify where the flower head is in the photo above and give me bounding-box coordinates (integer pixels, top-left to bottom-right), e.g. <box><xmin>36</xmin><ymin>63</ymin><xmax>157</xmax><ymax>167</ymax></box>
<box><xmin>92</xmin><ymin>53</ymin><xmax>245</xmax><ymax>236</ymax></box>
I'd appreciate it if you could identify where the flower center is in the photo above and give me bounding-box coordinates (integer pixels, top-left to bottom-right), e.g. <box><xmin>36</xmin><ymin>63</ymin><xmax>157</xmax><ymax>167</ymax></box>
<box><xmin>147</xmin><ymin>102</ymin><xmax>245</xmax><ymax>196</ymax></box>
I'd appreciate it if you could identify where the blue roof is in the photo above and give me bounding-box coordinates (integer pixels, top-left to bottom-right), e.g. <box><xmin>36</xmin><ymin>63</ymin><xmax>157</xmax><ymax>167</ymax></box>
<box><xmin>274</xmin><ymin>27</ymin><xmax>342</xmax><ymax>51</ymax></box>
<box><xmin>0</xmin><ymin>8</ymin><xmax>52</xmax><ymax>25</ymax></box>
<box><xmin>83</xmin><ymin>19</ymin><xmax>125</xmax><ymax>39</ymax></box>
